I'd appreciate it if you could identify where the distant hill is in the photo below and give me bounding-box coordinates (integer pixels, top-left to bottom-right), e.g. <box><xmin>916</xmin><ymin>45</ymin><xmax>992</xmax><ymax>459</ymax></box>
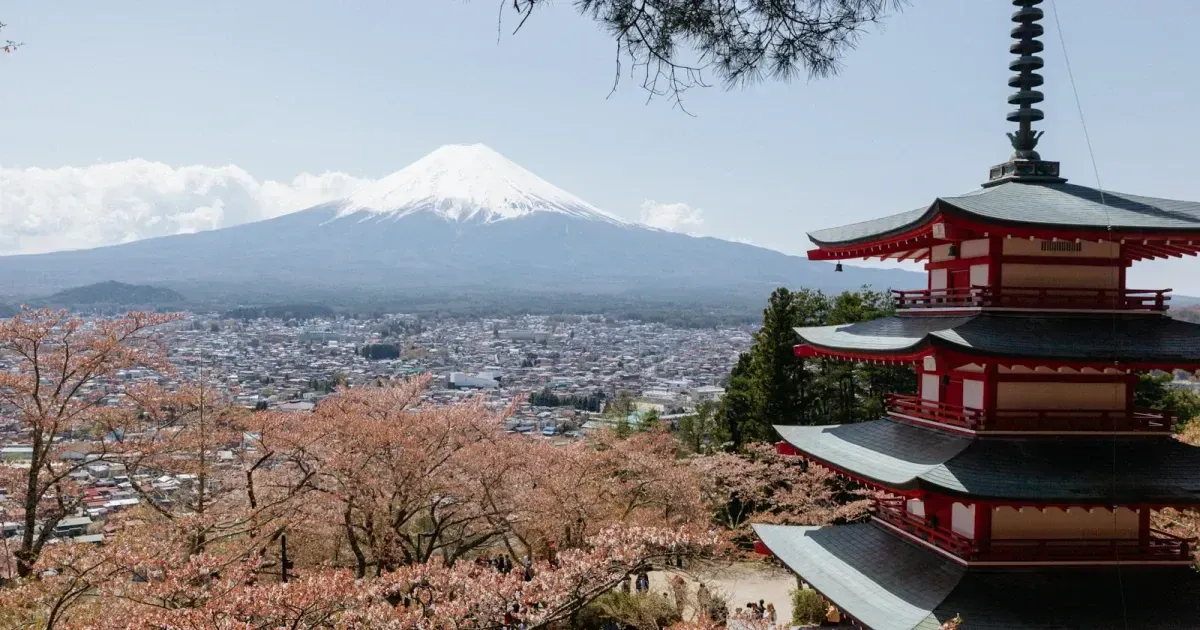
<box><xmin>1171</xmin><ymin>305</ymin><xmax>1200</xmax><ymax>324</ymax></box>
<box><xmin>41</xmin><ymin>281</ymin><xmax>185</xmax><ymax>307</ymax></box>
<box><xmin>224</xmin><ymin>304</ymin><xmax>337</xmax><ymax>320</ymax></box>
<box><xmin>1170</xmin><ymin>294</ymin><xmax>1200</xmax><ymax>308</ymax></box>
<box><xmin>0</xmin><ymin>303</ymin><xmax>16</xmax><ymax>318</ymax></box>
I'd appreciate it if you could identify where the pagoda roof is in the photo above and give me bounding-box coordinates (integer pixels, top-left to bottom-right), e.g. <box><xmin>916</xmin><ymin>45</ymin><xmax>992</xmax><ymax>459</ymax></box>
<box><xmin>794</xmin><ymin>313</ymin><xmax>1200</xmax><ymax>367</ymax></box>
<box><xmin>754</xmin><ymin>522</ymin><xmax>1200</xmax><ymax>630</ymax></box>
<box><xmin>809</xmin><ymin>181</ymin><xmax>1200</xmax><ymax>247</ymax></box>
<box><xmin>774</xmin><ymin>419</ymin><xmax>1200</xmax><ymax>504</ymax></box>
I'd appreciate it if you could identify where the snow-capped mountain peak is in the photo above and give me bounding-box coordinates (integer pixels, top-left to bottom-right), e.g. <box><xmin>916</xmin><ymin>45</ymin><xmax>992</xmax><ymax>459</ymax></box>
<box><xmin>341</xmin><ymin>143</ymin><xmax>628</xmax><ymax>225</ymax></box>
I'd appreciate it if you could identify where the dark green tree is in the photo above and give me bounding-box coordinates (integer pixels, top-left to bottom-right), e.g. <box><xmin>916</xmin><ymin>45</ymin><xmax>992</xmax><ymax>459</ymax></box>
<box><xmin>606</xmin><ymin>390</ymin><xmax>636</xmax><ymax>417</ymax></box>
<box><xmin>747</xmin><ymin>288</ymin><xmax>807</xmax><ymax>439</ymax></box>
<box><xmin>678</xmin><ymin>401</ymin><xmax>725</xmax><ymax>454</ymax></box>
<box><xmin>717</xmin><ymin>353</ymin><xmax>757</xmax><ymax>449</ymax></box>
<box><xmin>638</xmin><ymin>409</ymin><xmax>662</xmax><ymax>432</ymax></box>
<box><xmin>1136</xmin><ymin>372</ymin><xmax>1200</xmax><ymax>427</ymax></box>
<box><xmin>813</xmin><ymin>287</ymin><xmax>914</xmax><ymax>424</ymax></box>
<box><xmin>727</xmin><ymin>286</ymin><xmax>915</xmax><ymax>442</ymax></box>
<box><xmin>360</xmin><ymin>343</ymin><xmax>401</xmax><ymax>360</ymax></box>
<box><xmin>613</xmin><ymin>415</ymin><xmax>632</xmax><ymax>439</ymax></box>
<box><xmin>1135</xmin><ymin>373</ymin><xmax>1174</xmax><ymax>410</ymax></box>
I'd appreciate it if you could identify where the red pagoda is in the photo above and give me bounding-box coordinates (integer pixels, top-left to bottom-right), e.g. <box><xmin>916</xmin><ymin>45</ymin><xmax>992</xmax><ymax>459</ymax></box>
<box><xmin>753</xmin><ymin>2</ymin><xmax>1200</xmax><ymax>627</ymax></box>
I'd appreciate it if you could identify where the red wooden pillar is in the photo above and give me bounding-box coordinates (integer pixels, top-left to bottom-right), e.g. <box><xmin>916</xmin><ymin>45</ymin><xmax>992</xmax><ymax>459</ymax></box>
<box><xmin>1117</xmin><ymin>245</ymin><xmax>1128</xmax><ymax>293</ymax></box>
<box><xmin>987</xmin><ymin>238</ymin><xmax>1002</xmax><ymax>289</ymax></box>
<box><xmin>1138</xmin><ymin>506</ymin><xmax>1151</xmax><ymax>547</ymax></box>
<box><xmin>974</xmin><ymin>502</ymin><xmax>992</xmax><ymax>554</ymax></box>
<box><xmin>1125</xmin><ymin>371</ymin><xmax>1137</xmax><ymax>415</ymax></box>
<box><xmin>982</xmin><ymin>362</ymin><xmax>998</xmax><ymax>427</ymax></box>
<box><xmin>923</xmin><ymin>494</ymin><xmax>952</xmax><ymax>531</ymax></box>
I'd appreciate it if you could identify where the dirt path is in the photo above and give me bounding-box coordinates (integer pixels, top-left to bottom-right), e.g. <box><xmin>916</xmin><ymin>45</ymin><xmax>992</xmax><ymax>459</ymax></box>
<box><xmin>648</xmin><ymin>560</ymin><xmax>799</xmax><ymax>626</ymax></box>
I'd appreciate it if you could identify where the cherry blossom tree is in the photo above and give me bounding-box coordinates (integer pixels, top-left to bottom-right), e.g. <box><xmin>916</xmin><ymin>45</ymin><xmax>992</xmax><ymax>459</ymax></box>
<box><xmin>0</xmin><ymin>315</ymin><xmax>730</xmax><ymax>628</ymax></box>
<box><xmin>306</xmin><ymin>379</ymin><xmax>520</xmax><ymax>575</ymax></box>
<box><xmin>0</xmin><ymin>308</ymin><xmax>178</xmax><ymax>579</ymax></box>
<box><xmin>693</xmin><ymin>442</ymin><xmax>870</xmax><ymax>545</ymax></box>
<box><xmin>507</xmin><ymin>429</ymin><xmax>708</xmax><ymax>558</ymax></box>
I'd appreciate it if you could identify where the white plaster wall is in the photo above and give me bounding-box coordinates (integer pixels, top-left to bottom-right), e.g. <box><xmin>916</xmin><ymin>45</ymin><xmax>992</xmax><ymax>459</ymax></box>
<box><xmin>931</xmin><ymin>244</ymin><xmax>955</xmax><ymax>262</ymax></box>
<box><xmin>1002</xmin><ymin>238</ymin><xmax>1120</xmax><ymax>258</ymax></box>
<box><xmin>992</xmin><ymin>506</ymin><xmax>1138</xmax><ymax>540</ymax></box>
<box><xmin>907</xmin><ymin>499</ymin><xmax>925</xmax><ymax>517</ymax></box>
<box><xmin>996</xmin><ymin>382</ymin><xmax>1125</xmax><ymax>410</ymax></box>
<box><xmin>921</xmin><ymin>374</ymin><xmax>941</xmax><ymax>403</ymax></box>
<box><xmin>1001</xmin><ymin>264</ymin><xmax>1119</xmax><ymax>289</ymax></box>
<box><xmin>962</xmin><ymin>379</ymin><xmax>985</xmax><ymax>409</ymax></box>
<box><xmin>952</xmin><ymin>503</ymin><xmax>976</xmax><ymax>539</ymax></box>
<box><xmin>960</xmin><ymin>239</ymin><xmax>990</xmax><ymax>259</ymax></box>
<box><xmin>931</xmin><ymin>268</ymin><xmax>948</xmax><ymax>291</ymax></box>
<box><xmin>969</xmin><ymin>264</ymin><xmax>989</xmax><ymax>288</ymax></box>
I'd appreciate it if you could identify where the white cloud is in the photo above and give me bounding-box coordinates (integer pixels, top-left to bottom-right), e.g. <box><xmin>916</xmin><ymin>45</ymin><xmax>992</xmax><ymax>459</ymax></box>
<box><xmin>638</xmin><ymin>200</ymin><xmax>704</xmax><ymax>234</ymax></box>
<box><xmin>0</xmin><ymin>160</ymin><xmax>370</xmax><ymax>255</ymax></box>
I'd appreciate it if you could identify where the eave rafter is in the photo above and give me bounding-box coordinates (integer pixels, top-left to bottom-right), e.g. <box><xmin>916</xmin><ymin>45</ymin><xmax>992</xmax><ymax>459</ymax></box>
<box><xmin>794</xmin><ymin>343</ymin><xmax>929</xmax><ymax>365</ymax></box>
<box><xmin>807</xmin><ymin>207</ymin><xmax>1200</xmax><ymax>263</ymax></box>
<box><xmin>796</xmin><ymin>343</ymin><xmax>1200</xmax><ymax>373</ymax></box>
<box><xmin>807</xmin><ymin>214</ymin><xmax>946</xmax><ymax>262</ymax></box>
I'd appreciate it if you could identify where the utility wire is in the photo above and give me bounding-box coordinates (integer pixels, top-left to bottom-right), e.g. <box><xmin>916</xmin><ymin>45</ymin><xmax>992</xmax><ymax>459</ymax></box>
<box><xmin>1048</xmin><ymin>2</ymin><xmax>1127</xmax><ymax>629</ymax></box>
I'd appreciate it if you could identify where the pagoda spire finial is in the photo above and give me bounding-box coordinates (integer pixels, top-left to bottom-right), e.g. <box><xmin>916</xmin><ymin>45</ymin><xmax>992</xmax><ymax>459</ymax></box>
<box><xmin>984</xmin><ymin>0</ymin><xmax>1066</xmax><ymax>187</ymax></box>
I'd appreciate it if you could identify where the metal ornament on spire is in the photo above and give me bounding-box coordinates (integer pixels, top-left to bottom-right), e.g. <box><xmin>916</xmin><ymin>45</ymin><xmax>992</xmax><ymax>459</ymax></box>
<box><xmin>1007</xmin><ymin>0</ymin><xmax>1046</xmax><ymax>159</ymax></box>
<box><xmin>984</xmin><ymin>0</ymin><xmax>1066</xmax><ymax>187</ymax></box>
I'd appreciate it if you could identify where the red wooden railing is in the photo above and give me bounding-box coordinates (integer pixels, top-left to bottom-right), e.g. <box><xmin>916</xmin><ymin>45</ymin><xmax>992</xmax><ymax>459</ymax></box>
<box><xmin>892</xmin><ymin>287</ymin><xmax>1170</xmax><ymax>311</ymax></box>
<box><xmin>983</xmin><ymin>529</ymin><xmax>1193</xmax><ymax>562</ymax></box>
<box><xmin>887</xmin><ymin>393</ymin><xmax>984</xmax><ymax>430</ymax></box>
<box><xmin>989</xmin><ymin>408</ymin><xmax>1174</xmax><ymax>433</ymax></box>
<box><xmin>886</xmin><ymin>394</ymin><xmax>1173</xmax><ymax>433</ymax></box>
<box><xmin>872</xmin><ymin>497</ymin><xmax>976</xmax><ymax>558</ymax></box>
<box><xmin>873</xmin><ymin>499</ymin><xmax>1195</xmax><ymax>563</ymax></box>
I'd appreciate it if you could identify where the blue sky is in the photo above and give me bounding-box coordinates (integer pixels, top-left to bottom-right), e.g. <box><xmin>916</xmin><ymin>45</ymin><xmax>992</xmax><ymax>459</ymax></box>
<box><xmin>1</xmin><ymin>0</ymin><xmax>1199</xmax><ymax>291</ymax></box>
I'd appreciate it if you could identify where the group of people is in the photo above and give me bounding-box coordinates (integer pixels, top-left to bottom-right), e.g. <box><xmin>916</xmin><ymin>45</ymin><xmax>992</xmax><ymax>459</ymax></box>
<box><xmin>733</xmin><ymin>599</ymin><xmax>777</xmax><ymax>624</ymax></box>
<box><xmin>474</xmin><ymin>553</ymin><xmax>536</xmax><ymax>582</ymax></box>
<box><xmin>619</xmin><ymin>570</ymin><xmax>653</xmax><ymax>594</ymax></box>
<box><xmin>502</xmin><ymin>602</ymin><xmax>526</xmax><ymax>630</ymax></box>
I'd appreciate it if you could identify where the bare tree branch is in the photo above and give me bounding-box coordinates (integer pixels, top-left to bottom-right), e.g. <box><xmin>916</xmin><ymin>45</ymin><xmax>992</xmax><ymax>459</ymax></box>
<box><xmin>0</xmin><ymin>21</ymin><xmax>21</xmax><ymax>54</ymax></box>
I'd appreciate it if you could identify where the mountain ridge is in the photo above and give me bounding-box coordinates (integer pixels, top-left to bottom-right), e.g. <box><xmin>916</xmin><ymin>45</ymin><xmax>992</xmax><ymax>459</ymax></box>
<box><xmin>0</xmin><ymin>144</ymin><xmax>924</xmax><ymax>304</ymax></box>
<box><xmin>39</xmin><ymin>281</ymin><xmax>185</xmax><ymax>306</ymax></box>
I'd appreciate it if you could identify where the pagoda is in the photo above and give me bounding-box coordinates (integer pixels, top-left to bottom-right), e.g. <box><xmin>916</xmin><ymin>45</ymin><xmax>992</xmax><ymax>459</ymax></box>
<box><xmin>752</xmin><ymin>1</ymin><xmax>1200</xmax><ymax>627</ymax></box>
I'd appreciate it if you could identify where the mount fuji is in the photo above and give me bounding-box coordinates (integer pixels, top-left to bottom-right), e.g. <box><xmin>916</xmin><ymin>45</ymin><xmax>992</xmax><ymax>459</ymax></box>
<box><xmin>340</xmin><ymin>144</ymin><xmax>629</xmax><ymax>226</ymax></box>
<box><xmin>0</xmin><ymin>144</ymin><xmax>919</xmax><ymax>306</ymax></box>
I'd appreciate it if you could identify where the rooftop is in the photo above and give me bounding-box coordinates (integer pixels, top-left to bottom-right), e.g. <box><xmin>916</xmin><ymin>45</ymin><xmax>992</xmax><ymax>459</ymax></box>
<box><xmin>774</xmin><ymin>419</ymin><xmax>1200</xmax><ymax>504</ymax></box>
<box><xmin>754</xmin><ymin>523</ymin><xmax>1200</xmax><ymax>630</ymax></box>
<box><xmin>794</xmin><ymin>313</ymin><xmax>1200</xmax><ymax>367</ymax></box>
<box><xmin>810</xmin><ymin>182</ymin><xmax>1200</xmax><ymax>248</ymax></box>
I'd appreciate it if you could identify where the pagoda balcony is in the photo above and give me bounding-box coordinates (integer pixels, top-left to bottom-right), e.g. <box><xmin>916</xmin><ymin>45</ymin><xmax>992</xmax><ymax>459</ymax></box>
<box><xmin>873</xmin><ymin>498</ymin><xmax>1195</xmax><ymax>564</ymax></box>
<box><xmin>892</xmin><ymin>287</ymin><xmax>1170</xmax><ymax>312</ymax></box>
<box><xmin>873</xmin><ymin>497</ymin><xmax>975</xmax><ymax>558</ymax></box>
<box><xmin>886</xmin><ymin>393</ymin><xmax>1173</xmax><ymax>434</ymax></box>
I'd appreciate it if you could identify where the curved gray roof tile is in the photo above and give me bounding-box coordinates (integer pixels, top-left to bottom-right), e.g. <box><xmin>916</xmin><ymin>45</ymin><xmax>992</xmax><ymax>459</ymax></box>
<box><xmin>807</xmin><ymin>182</ymin><xmax>1200</xmax><ymax>247</ymax></box>
<box><xmin>753</xmin><ymin>523</ymin><xmax>963</xmax><ymax>630</ymax></box>
<box><xmin>774</xmin><ymin>421</ymin><xmax>970</xmax><ymax>488</ymax></box>
<box><xmin>755</xmin><ymin>523</ymin><xmax>1200</xmax><ymax>629</ymax></box>
<box><xmin>775</xmin><ymin>419</ymin><xmax>1200</xmax><ymax>504</ymax></box>
<box><xmin>796</xmin><ymin>314</ymin><xmax>1200</xmax><ymax>363</ymax></box>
